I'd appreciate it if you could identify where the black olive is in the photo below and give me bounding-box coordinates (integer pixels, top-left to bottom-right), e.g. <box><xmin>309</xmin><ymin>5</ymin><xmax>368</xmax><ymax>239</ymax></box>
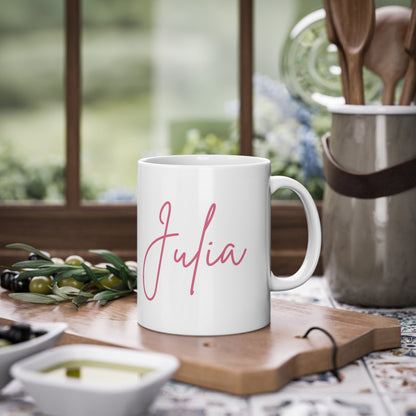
<box><xmin>32</xmin><ymin>329</ymin><xmax>48</xmax><ymax>337</ymax></box>
<box><xmin>1</xmin><ymin>269</ymin><xmax>19</xmax><ymax>291</ymax></box>
<box><xmin>0</xmin><ymin>269</ymin><xmax>31</xmax><ymax>292</ymax></box>
<box><xmin>4</xmin><ymin>322</ymin><xmax>32</xmax><ymax>343</ymax></box>
<box><xmin>0</xmin><ymin>328</ymin><xmax>9</xmax><ymax>341</ymax></box>
<box><xmin>10</xmin><ymin>277</ymin><xmax>31</xmax><ymax>292</ymax></box>
<box><xmin>0</xmin><ymin>270</ymin><xmax>10</xmax><ymax>290</ymax></box>
<box><xmin>0</xmin><ymin>322</ymin><xmax>48</xmax><ymax>345</ymax></box>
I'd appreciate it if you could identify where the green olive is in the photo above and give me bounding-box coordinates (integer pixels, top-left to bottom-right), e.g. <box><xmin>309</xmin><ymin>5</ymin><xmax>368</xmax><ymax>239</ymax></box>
<box><xmin>64</xmin><ymin>255</ymin><xmax>84</xmax><ymax>265</ymax></box>
<box><xmin>29</xmin><ymin>276</ymin><xmax>53</xmax><ymax>294</ymax></box>
<box><xmin>125</xmin><ymin>260</ymin><xmax>138</xmax><ymax>271</ymax></box>
<box><xmin>51</xmin><ymin>257</ymin><xmax>64</xmax><ymax>265</ymax></box>
<box><xmin>97</xmin><ymin>274</ymin><xmax>122</xmax><ymax>289</ymax></box>
<box><xmin>58</xmin><ymin>278</ymin><xmax>84</xmax><ymax>289</ymax></box>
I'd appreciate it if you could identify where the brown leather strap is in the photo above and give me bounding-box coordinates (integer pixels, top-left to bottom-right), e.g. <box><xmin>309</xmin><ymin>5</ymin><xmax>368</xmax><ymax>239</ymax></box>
<box><xmin>322</xmin><ymin>133</ymin><xmax>416</xmax><ymax>198</ymax></box>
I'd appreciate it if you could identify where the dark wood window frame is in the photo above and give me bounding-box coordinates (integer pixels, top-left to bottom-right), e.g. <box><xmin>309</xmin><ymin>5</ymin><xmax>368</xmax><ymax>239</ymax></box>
<box><xmin>0</xmin><ymin>0</ymin><xmax>322</xmax><ymax>274</ymax></box>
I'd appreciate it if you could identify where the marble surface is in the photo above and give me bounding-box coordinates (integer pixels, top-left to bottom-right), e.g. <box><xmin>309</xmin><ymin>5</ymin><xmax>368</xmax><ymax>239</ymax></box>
<box><xmin>1</xmin><ymin>277</ymin><xmax>415</xmax><ymax>416</ymax></box>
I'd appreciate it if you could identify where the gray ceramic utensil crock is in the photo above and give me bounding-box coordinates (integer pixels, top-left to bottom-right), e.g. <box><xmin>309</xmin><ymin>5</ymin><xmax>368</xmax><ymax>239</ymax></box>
<box><xmin>322</xmin><ymin>105</ymin><xmax>416</xmax><ymax>307</ymax></box>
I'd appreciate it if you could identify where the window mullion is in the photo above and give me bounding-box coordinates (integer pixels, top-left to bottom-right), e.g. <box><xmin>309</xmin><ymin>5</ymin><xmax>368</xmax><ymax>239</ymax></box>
<box><xmin>239</xmin><ymin>0</ymin><xmax>253</xmax><ymax>156</ymax></box>
<box><xmin>65</xmin><ymin>0</ymin><xmax>81</xmax><ymax>209</ymax></box>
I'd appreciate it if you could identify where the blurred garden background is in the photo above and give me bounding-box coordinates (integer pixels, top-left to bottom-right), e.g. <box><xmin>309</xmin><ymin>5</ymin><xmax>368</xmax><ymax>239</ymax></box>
<box><xmin>0</xmin><ymin>0</ymin><xmax>409</xmax><ymax>202</ymax></box>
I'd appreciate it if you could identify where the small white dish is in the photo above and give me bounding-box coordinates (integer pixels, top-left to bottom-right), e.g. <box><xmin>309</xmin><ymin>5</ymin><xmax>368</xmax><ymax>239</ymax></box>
<box><xmin>0</xmin><ymin>321</ymin><xmax>67</xmax><ymax>389</ymax></box>
<box><xmin>11</xmin><ymin>344</ymin><xmax>180</xmax><ymax>416</ymax></box>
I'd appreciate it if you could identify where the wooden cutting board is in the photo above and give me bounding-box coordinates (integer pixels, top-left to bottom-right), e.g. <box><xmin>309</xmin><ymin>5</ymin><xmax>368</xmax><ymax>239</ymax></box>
<box><xmin>0</xmin><ymin>290</ymin><xmax>400</xmax><ymax>395</ymax></box>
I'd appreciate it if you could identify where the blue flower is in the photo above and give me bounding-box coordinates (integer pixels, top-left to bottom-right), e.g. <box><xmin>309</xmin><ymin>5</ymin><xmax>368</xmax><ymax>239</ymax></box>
<box><xmin>98</xmin><ymin>187</ymin><xmax>135</xmax><ymax>202</ymax></box>
<box><xmin>253</xmin><ymin>74</ymin><xmax>312</xmax><ymax>126</ymax></box>
<box><xmin>298</xmin><ymin>125</ymin><xmax>323</xmax><ymax>179</ymax></box>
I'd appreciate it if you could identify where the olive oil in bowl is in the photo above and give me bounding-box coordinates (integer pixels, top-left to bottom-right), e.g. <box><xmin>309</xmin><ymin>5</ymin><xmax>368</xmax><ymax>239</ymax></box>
<box><xmin>10</xmin><ymin>344</ymin><xmax>179</xmax><ymax>416</ymax></box>
<box><xmin>41</xmin><ymin>360</ymin><xmax>155</xmax><ymax>386</ymax></box>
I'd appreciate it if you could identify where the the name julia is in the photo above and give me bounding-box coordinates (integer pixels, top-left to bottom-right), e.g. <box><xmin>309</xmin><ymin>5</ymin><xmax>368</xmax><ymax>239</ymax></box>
<box><xmin>142</xmin><ymin>201</ymin><xmax>247</xmax><ymax>300</ymax></box>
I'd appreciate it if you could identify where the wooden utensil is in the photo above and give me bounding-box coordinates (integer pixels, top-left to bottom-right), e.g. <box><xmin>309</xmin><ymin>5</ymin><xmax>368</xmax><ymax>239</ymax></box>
<box><xmin>323</xmin><ymin>0</ymin><xmax>350</xmax><ymax>103</ymax></box>
<box><xmin>399</xmin><ymin>2</ymin><xmax>416</xmax><ymax>105</ymax></box>
<box><xmin>364</xmin><ymin>6</ymin><xmax>411</xmax><ymax>105</ymax></box>
<box><xmin>330</xmin><ymin>0</ymin><xmax>375</xmax><ymax>104</ymax></box>
<box><xmin>0</xmin><ymin>292</ymin><xmax>401</xmax><ymax>396</ymax></box>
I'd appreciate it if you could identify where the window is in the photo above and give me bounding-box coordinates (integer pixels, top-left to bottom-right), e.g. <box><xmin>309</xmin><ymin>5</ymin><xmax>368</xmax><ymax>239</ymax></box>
<box><xmin>0</xmin><ymin>0</ymin><xmax>65</xmax><ymax>202</ymax></box>
<box><xmin>0</xmin><ymin>0</ymin><xmax>322</xmax><ymax>275</ymax></box>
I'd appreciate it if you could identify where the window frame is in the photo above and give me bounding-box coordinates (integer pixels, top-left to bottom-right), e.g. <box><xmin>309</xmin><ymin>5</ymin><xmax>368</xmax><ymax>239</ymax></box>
<box><xmin>0</xmin><ymin>0</ymin><xmax>322</xmax><ymax>274</ymax></box>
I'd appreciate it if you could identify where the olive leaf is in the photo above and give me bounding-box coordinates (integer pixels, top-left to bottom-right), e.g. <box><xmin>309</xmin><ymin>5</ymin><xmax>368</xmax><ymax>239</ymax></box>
<box><xmin>6</xmin><ymin>243</ymin><xmax>51</xmax><ymax>260</ymax></box>
<box><xmin>81</xmin><ymin>262</ymin><xmax>103</xmax><ymax>287</ymax></box>
<box><xmin>52</xmin><ymin>285</ymin><xmax>79</xmax><ymax>299</ymax></box>
<box><xmin>12</xmin><ymin>259</ymin><xmax>53</xmax><ymax>268</ymax></box>
<box><xmin>90</xmin><ymin>249</ymin><xmax>125</xmax><ymax>269</ymax></box>
<box><xmin>93</xmin><ymin>289</ymin><xmax>132</xmax><ymax>306</ymax></box>
<box><xmin>93</xmin><ymin>290</ymin><xmax>117</xmax><ymax>306</ymax></box>
<box><xmin>5</xmin><ymin>242</ymin><xmax>137</xmax><ymax>308</ymax></box>
<box><xmin>72</xmin><ymin>293</ymin><xmax>92</xmax><ymax>308</ymax></box>
<box><xmin>104</xmin><ymin>262</ymin><xmax>136</xmax><ymax>291</ymax></box>
<box><xmin>16</xmin><ymin>267</ymin><xmax>68</xmax><ymax>281</ymax></box>
<box><xmin>8</xmin><ymin>293</ymin><xmax>66</xmax><ymax>304</ymax></box>
<box><xmin>52</xmin><ymin>268</ymin><xmax>94</xmax><ymax>286</ymax></box>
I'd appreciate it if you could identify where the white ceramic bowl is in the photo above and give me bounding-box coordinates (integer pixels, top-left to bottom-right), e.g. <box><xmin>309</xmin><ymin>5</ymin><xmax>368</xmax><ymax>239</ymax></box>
<box><xmin>0</xmin><ymin>321</ymin><xmax>67</xmax><ymax>389</ymax></box>
<box><xmin>11</xmin><ymin>344</ymin><xmax>180</xmax><ymax>416</ymax></box>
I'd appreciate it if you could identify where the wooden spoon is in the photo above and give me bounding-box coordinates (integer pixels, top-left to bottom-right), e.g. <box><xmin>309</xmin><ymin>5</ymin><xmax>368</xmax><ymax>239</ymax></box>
<box><xmin>399</xmin><ymin>2</ymin><xmax>416</xmax><ymax>105</ymax></box>
<box><xmin>322</xmin><ymin>0</ymin><xmax>350</xmax><ymax>103</ymax></box>
<box><xmin>364</xmin><ymin>6</ymin><xmax>411</xmax><ymax>105</ymax></box>
<box><xmin>330</xmin><ymin>0</ymin><xmax>375</xmax><ymax>104</ymax></box>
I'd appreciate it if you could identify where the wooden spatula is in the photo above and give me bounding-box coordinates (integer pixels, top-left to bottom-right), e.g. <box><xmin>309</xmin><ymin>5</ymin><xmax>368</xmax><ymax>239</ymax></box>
<box><xmin>330</xmin><ymin>0</ymin><xmax>375</xmax><ymax>104</ymax></box>
<box><xmin>364</xmin><ymin>6</ymin><xmax>410</xmax><ymax>105</ymax></box>
<box><xmin>323</xmin><ymin>0</ymin><xmax>350</xmax><ymax>103</ymax></box>
<box><xmin>399</xmin><ymin>2</ymin><xmax>416</xmax><ymax>105</ymax></box>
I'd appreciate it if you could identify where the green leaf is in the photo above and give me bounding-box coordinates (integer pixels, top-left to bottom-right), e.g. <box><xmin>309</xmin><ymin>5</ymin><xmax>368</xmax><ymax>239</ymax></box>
<box><xmin>105</xmin><ymin>264</ymin><xmax>119</xmax><ymax>276</ymax></box>
<box><xmin>5</xmin><ymin>244</ymin><xmax>135</xmax><ymax>308</ymax></box>
<box><xmin>8</xmin><ymin>292</ymin><xmax>64</xmax><ymax>304</ymax></box>
<box><xmin>77</xmin><ymin>290</ymin><xmax>95</xmax><ymax>298</ymax></box>
<box><xmin>81</xmin><ymin>262</ymin><xmax>104</xmax><ymax>286</ymax></box>
<box><xmin>52</xmin><ymin>285</ymin><xmax>78</xmax><ymax>299</ymax></box>
<box><xmin>16</xmin><ymin>266</ymin><xmax>74</xmax><ymax>281</ymax></box>
<box><xmin>106</xmin><ymin>264</ymin><xmax>136</xmax><ymax>291</ymax></box>
<box><xmin>53</xmin><ymin>269</ymin><xmax>79</xmax><ymax>280</ymax></box>
<box><xmin>93</xmin><ymin>289</ymin><xmax>133</xmax><ymax>306</ymax></box>
<box><xmin>93</xmin><ymin>290</ymin><xmax>117</xmax><ymax>302</ymax></box>
<box><xmin>6</xmin><ymin>243</ymin><xmax>51</xmax><ymax>260</ymax></box>
<box><xmin>12</xmin><ymin>259</ymin><xmax>53</xmax><ymax>268</ymax></box>
<box><xmin>52</xmin><ymin>268</ymin><xmax>92</xmax><ymax>285</ymax></box>
<box><xmin>90</xmin><ymin>249</ymin><xmax>125</xmax><ymax>269</ymax></box>
<box><xmin>16</xmin><ymin>268</ymin><xmax>58</xmax><ymax>280</ymax></box>
<box><xmin>72</xmin><ymin>294</ymin><xmax>91</xmax><ymax>308</ymax></box>
<box><xmin>119</xmin><ymin>265</ymin><xmax>137</xmax><ymax>290</ymax></box>
<box><xmin>68</xmin><ymin>288</ymin><xmax>94</xmax><ymax>308</ymax></box>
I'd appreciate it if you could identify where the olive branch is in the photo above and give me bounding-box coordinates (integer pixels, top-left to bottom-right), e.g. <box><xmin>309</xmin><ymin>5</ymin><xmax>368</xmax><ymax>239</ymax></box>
<box><xmin>5</xmin><ymin>243</ymin><xmax>137</xmax><ymax>307</ymax></box>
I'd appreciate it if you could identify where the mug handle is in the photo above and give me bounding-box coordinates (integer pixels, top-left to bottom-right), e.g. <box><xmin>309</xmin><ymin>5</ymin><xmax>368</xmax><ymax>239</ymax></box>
<box><xmin>268</xmin><ymin>176</ymin><xmax>321</xmax><ymax>291</ymax></box>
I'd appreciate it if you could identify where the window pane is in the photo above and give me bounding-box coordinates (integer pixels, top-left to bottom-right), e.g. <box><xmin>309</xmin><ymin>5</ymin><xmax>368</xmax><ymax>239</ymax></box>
<box><xmin>0</xmin><ymin>0</ymin><xmax>64</xmax><ymax>202</ymax></box>
<box><xmin>254</xmin><ymin>0</ymin><xmax>327</xmax><ymax>201</ymax></box>
<box><xmin>81</xmin><ymin>0</ymin><xmax>238</xmax><ymax>202</ymax></box>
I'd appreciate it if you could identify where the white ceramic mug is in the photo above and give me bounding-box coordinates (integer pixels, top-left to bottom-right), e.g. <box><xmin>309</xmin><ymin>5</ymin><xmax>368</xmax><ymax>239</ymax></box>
<box><xmin>137</xmin><ymin>155</ymin><xmax>321</xmax><ymax>335</ymax></box>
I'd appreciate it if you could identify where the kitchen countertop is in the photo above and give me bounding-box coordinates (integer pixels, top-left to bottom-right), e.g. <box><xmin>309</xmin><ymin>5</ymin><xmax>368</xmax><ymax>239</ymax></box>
<box><xmin>0</xmin><ymin>276</ymin><xmax>415</xmax><ymax>416</ymax></box>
